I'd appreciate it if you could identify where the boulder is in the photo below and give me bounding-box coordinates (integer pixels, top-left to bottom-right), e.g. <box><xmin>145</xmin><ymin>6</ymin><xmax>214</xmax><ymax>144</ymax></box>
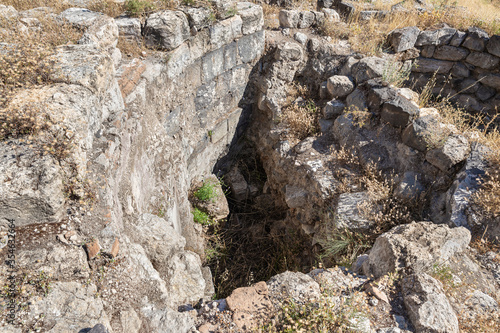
<box><xmin>278</xmin><ymin>9</ymin><xmax>299</xmax><ymax>28</ymax></box>
<box><xmin>294</xmin><ymin>31</ymin><xmax>308</xmax><ymax>45</ymax></box>
<box><xmin>432</xmin><ymin>45</ymin><xmax>469</xmax><ymax>61</ymax></box>
<box><xmin>212</xmin><ymin>0</ymin><xmax>237</xmax><ymax>20</ymax></box>
<box><xmin>462</xmin><ymin>27</ymin><xmax>489</xmax><ymax>52</ymax></box>
<box><xmin>78</xmin><ymin>15</ymin><xmax>119</xmax><ymax>51</ymax></box>
<box><xmin>351</xmin><ymin>57</ymin><xmax>387</xmax><ymax>83</ymax></box>
<box><xmin>267</xmin><ymin>271</ymin><xmax>321</xmax><ymax>302</ymax></box>
<box><xmin>381</xmin><ymin>94</ymin><xmax>420</xmax><ymax>128</ymax></box>
<box><xmin>402</xmin><ymin>273</ymin><xmax>459</xmax><ymax>333</ymax></box>
<box><xmin>465</xmin><ymin>290</ymin><xmax>499</xmax><ymax>312</ymax></box>
<box><xmin>327</xmin><ymin>75</ymin><xmax>355</xmax><ymax>98</ymax></box>
<box><xmin>426</xmin><ymin>134</ymin><xmax>470</xmax><ymax>172</ymax></box>
<box><xmin>466</xmin><ymin>52</ymin><xmax>500</xmax><ymax>69</ymax></box>
<box><xmin>366</xmin><ymin>83</ymin><xmax>398</xmax><ymax>111</ymax></box>
<box><xmin>415</xmin><ymin>27</ymin><xmax>456</xmax><ymax>46</ymax></box>
<box><xmin>362</xmin><ymin>221</ymin><xmax>471</xmax><ymax>278</ymax></box>
<box><xmin>226</xmin><ymin>281</ymin><xmax>273</xmax><ymax>330</ymax></box>
<box><xmin>237</xmin><ymin>2</ymin><xmax>264</xmax><ymax>35</ymax></box>
<box><xmin>389</xmin><ymin>26</ymin><xmax>420</xmax><ymax>53</ymax></box>
<box><xmin>144</xmin><ymin>11</ymin><xmax>190</xmax><ymax>51</ymax></box>
<box><xmin>58</xmin><ymin>8</ymin><xmax>102</xmax><ymax>29</ymax></box>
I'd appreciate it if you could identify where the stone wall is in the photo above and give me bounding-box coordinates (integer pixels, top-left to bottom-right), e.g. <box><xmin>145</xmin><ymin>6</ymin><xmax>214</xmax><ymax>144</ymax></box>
<box><xmin>0</xmin><ymin>3</ymin><xmax>265</xmax><ymax>332</ymax></box>
<box><xmin>389</xmin><ymin>25</ymin><xmax>500</xmax><ymax>116</ymax></box>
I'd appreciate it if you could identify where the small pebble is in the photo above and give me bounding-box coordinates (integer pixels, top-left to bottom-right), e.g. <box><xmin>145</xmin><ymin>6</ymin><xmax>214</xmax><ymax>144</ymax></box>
<box><xmin>369</xmin><ymin>297</ymin><xmax>379</xmax><ymax>306</ymax></box>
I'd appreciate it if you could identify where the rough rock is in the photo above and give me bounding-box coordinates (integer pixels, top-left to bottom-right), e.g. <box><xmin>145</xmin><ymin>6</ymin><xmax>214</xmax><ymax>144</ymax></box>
<box><xmin>415</xmin><ymin>27</ymin><xmax>456</xmax><ymax>46</ymax></box>
<box><xmin>351</xmin><ymin>57</ymin><xmax>387</xmax><ymax>83</ymax></box>
<box><xmin>346</xmin><ymin>87</ymin><xmax>368</xmax><ymax>111</ymax></box>
<box><xmin>85</xmin><ymin>239</ymin><xmax>101</xmax><ymax>259</ymax></box>
<box><xmin>182</xmin><ymin>6</ymin><xmax>212</xmax><ymax>32</ymax></box>
<box><xmin>308</xmin><ymin>267</ymin><xmax>366</xmax><ymax>291</ymax></box>
<box><xmin>322</xmin><ymin>8</ymin><xmax>341</xmax><ymax>22</ymax></box>
<box><xmin>465</xmin><ymin>290</ymin><xmax>499</xmax><ymax>312</ymax></box>
<box><xmin>432</xmin><ymin>45</ymin><xmax>469</xmax><ymax>61</ymax></box>
<box><xmin>192</xmin><ymin>176</ymin><xmax>230</xmax><ymax>220</ymax></box>
<box><xmin>78</xmin><ymin>15</ymin><xmax>119</xmax><ymax>51</ymax></box>
<box><xmin>462</xmin><ymin>27</ymin><xmax>489</xmax><ymax>51</ymax></box>
<box><xmin>226</xmin><ymin>166</ymin><xmax>248</xmax><ymax>201</ymax></box>
<box><xmin>114</xmin><ymin>16</ymin><xmax>142</xmax><ymax>40</ymax></box>
<box><xmin>226</xmin><ymin>281</ymin><xmax>273</xmax><ymax>330</ymax></box>
<box><xmin>466</xmin><ymin>51</ymin><xmax>500</xmax><ymax>69</ymax></box>
<box><xmin>58</xmin><ymin>8</ymin><xmax>102</xmax><ymax>29</ymax></box>
<box><xmin>402</xmin><ymin>273</ymin><xmax>459</xmax><ymax>333</ymax></box>
<box><xmin>486</xmin><ymin>34</ymin><xmax>500</xmax><ymax>57</ymax></box>
<box><xmin>449</xmin><ymin>30</ymin><xmax>467</xmax><ymax>47</ymax></box>
<box><xmin>284</xmin><ymin>184</ymin><xmax>308</xmax><ymax>208</ymax></box>
<box><xmin>362</xmin><ymin>221</ymin><xmax>471</xmax><ymax>278</ymax></box>
<box><xmin>323</xmin><ymin>99</ymin><xmax>345</xmax><ymax>119</ymax></box>
<box><xmin>412</xmin><ymin>58</ymin><xmax>454</xmax><ymax>74</ymax></box>
<box><xmin>389</xmin><ymin>26</ymin><xmax>420</xmax><ymax>52</ymax></box>
<box><xmin>88</xmin><ymin>324</ymin><xmax>108</xmax><ymax>333</ymax></box>
<box><xmin>29</xmin><ymin>282</ymin><xmax>111</xmax><ymax>332</ymax></box>
<box><xmin>278</xmin><ymin>9</ymin><xmax>299</xmax><ymax>28</ymax></box>
<box><xmin>480</xmin><ymin>73</ymin><xmax>500</xmax><ymax>89</ymax></box>
<box><xmin>402</xmin><ymin>108</ymin><xmax>445</xmax><ymax>152</ymax></box>
<box><xmin>335</xmin><ymin>192</ymin><xmax>375</xmax><ymax>230</ymax></box>
<box><xmin>267</xmin><ymin>271</ymin><xmax>321</xmax><ymax>302</ymax></box>
<box><xmin>0</xmin><ymin>142</ymin><xmax>65</xmax><ymax>228</ymax></box>
<box><xmin>381</xmin><ymin>94</ymin><xmax>420</xmax><ymax>128</ymax></box>
<box><xmin>294</xmin><ymin>31</ymin><xmax>308</xmax><ymax>45</ymax></box>
<box><xmin>298</xmin><ymin>11</ymin><xmax>315</xmax><ymax>29</ymax></box>
<box><xmin>144</xmin><ymin>10</ymin><xmax>190</xmax><ymax>51</ymax></box>
<box><xmin>395</xmin><ymin>171</ymin><xmax>425</xmax><ymax>201</ymax></box>
<box><xmin>327</xmin><ymin>75</ymin><xmax>355</xmax><ymax>98</ymax></box>
<box><xmin>426</xmin><ymin>134</ymin><xmax>470</xmax><ymax>172</ymax></box>
<box><xmin>142</xmin><ymin>304</ymin><xmax>195</xmax><ymax>333</ymax></box>
<box><xmin>237</xmin><ymin>2</ymin><xmax>264</xmax><ymax>35</ymax></box>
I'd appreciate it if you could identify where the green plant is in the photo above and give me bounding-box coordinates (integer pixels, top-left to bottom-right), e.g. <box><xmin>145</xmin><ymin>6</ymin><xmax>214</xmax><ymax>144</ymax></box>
<box><xmin>192</xmin><ymin>207</ymin><xmax>214</xmax><ymax>225</ymax></box>
<box><xmin>431</xmin><ymin>263</ymin><xmax>456</xmax><ymax>287</ymax></box>
<box><xmin>124</xmin><ymin>0</ymin><xmax>155</xmax><ymax>16</ymax></box>
<box><xmin>225</xmin><ymin>6</ymin><xmax>238</xmax><ymax>17</ymax></box>
<box><xmin>182</xmin><ymin>0</ymin><xmax>195</xmax><ymax>5</ymax></box>
<box><xmin>194</xmin><ymin>179</ymin><xmax>219</xmax><ymax>202</ymax></box>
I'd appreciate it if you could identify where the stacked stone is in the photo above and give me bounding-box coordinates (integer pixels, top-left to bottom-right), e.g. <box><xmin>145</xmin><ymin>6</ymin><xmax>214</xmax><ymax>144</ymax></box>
<box><xmin>389</xmin><ymin>25</ymin><xmax>500</xmax><ymax>115</ymax></box>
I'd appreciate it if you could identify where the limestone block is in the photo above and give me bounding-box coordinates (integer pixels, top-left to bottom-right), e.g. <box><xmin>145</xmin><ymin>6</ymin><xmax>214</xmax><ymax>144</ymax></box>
<box><xmin>402</xmin><ymin>110</ymin><xmax>444</xmax><ymax>152</ymax></box>
<box><xmin>327</xmin><ymin>75</ymin><xmax>355</xmax><ymax>98</ymax></box>
<box><xmin>321</xmin><ymin>8</ymin><xmax>340</xmax><ymax>22</ymax></box>
<box><xmin>351</xmin><ymin>56</ymin><xmax>387</xmax><ymax>83</ymax></box>
<box><xmin>389</xmin><ymin>26</ymin><xmax>420</xmax><ymax>53</ymax></box>
<box><xmin>278</xmin><ymin>9</ymin><xmax>299</xmax><ymax>28</ymax></box>
<box><xmin>115</xmin><ymin>16</ymin><xmax>141</xmax><ymax>40</ymax></box>
<box><xmin>78</xmin><ymin>15</ymin><xmax>119</xmax><ymax>51</ymax></box>
<box><xmin>294</xmin><ymin>31</ymin><xmax>308</xmax><ymax>45</ymax></box>
<box><xmin>144</xmin><ymin>10</ymin><xmax>190</xmax><ymax>51</ymax></box>
<box><xmin>267</xmin><ymin>271</ymin><xmax>321</xmax><ymax>302</ymax></box>
<box><xmin>182</xmin><ymin>6</ymin><xmax>213</xmax><ymax>31</ymax></box>
<box><xmin>202</xmin><ymin>48</ymin><xmax>224</xmax><ymax>82</ymax></box>
<box><xmin>402</xmin><ymin>273</ymin><xmax>459</xmax><ymax>333</ymax></box>
<box><xmin>426</xmin><ymin>134</ymin><xmax>470</xmax><ymax>172</ymax></box>
<box><xmin>362</xmin><ymin>221</ymin><xmax>471</xmax><ymax>277</ymax></box>
<box><xmin>58</xmin><ymin>8</ymin><xmax>102</xmax><ymax>29</ymax></box>
<box><xmin>237</xmin><ymin>2</ymin><xmax>264</xmax><ymax>35</ymax></box>
<box><xmin>298</xmin><ymin>11</ymin><xmax>315</xmax><ymax>29</ymax></box>
<box><xmin>237</xmin><ymin>30</ymin><xmax>265</xmax><ymax>63</ymax></box>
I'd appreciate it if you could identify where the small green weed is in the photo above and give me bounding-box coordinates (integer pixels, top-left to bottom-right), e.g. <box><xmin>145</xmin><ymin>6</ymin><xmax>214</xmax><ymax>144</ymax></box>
<box><xmin>192</xmin><ymin>207</ymin><xmax>214</xmax><ymax>225</ymax></box>
<box><xmin>124</xmin><ymin>0</ymin><xmax>155</xmax><ymax>16</ymax></box>
<box><xmin>318</xmin><ymin>228</ymin><xmax>371</xmax><ymax>267</ymax></box>
<box><xmin>194</xmin><ymin>179</ymin><xmax>220</xmax><ymax>202</ymax></box>
<box><xmin>431</xmin><ymin>263</ymin><xmax>455</xmax><ymax>287</ymax></box>
<box><xmin>225</xmin><ymin>7</ymin><xmax>238</xmax><ymax>17</ymax></box>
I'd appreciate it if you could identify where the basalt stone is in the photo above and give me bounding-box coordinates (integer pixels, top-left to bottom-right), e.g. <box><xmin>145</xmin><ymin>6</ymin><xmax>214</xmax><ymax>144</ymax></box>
<box><xmin>449</xmin><ymin>30</ymin><xmax>467</xmax><ymax>47</ymax></box>
<box><xmin>466</xmin><ymin>52</ymin><xmax>500</xmax><ymax>69</ymax></box>
<box><xmin>451</xmin><ymin>62</ymin><xmax>470</xmax><ymax>78</ymax></box>
<box><xmin>486</xmin><ymin>34</ymin><xmax>500</xmax><ymax>57</ymax></box>
<box><xmin>420</xmin><ymin>45</ymin><xmax>435</xmax><ymax>58</ymax></box>
<box><xmin>351</xmin><ymin>57</ymin><xmax>387</xmax><ymax>83</ymax></box>
<box><xmin>415</xmin><ymin>27</ymin><xmax>456</xmax><ymax>46</ymax></box>
<box><xmin>323</xmin><ymin>99</ymin><xmax>345</xmax><ymax>119</ymax></box>
<box><xmin>413</xmin><ymin>58</ymin><xmax>454</xmax><ymax>74</ymax></box>
<box><xmin>476</xmin><ymin>84</ymin><xmax>496</xmax><ymax>101</ymax></box>
<box><xmin>479</xmin><ymin>73</ymin><xmax>500</xmax><ymax>89</ymax></box>
<box><xmin>433</xmin><ymin>45</ymin><xmax>469</xmax><ymax>61</ymax></box>
<box><xmin>458</xmin><ymin>78</ymin><xmax>480</xmax><ymax>94</ymax></box>
<box><xmin>366</xmin><ymin>83</ymin><xmax>398</xmax><ymax>111</ymax></box>
<box><xmin>462</xmin><ymin>27</ymin><xmax>489</xmax><ymax>51</ymax></box>
<box><xmin>402</xmin><ymin>109</ymin><xmax>441</xmax><ymax>152</ymax></box>
<box><xmin>381</xmin><ymin>94</ymin><xmax>420</xmax><ymax>128</ymax></box>
<box><xmin>389</xmin><ymin>26</ymin><xmax>420</xmax><ymax>53</ymax></box>
<box><xmin>327</xmin><ymin>75</ymin><xmax>355</xmax><ymax>98</ymax></box>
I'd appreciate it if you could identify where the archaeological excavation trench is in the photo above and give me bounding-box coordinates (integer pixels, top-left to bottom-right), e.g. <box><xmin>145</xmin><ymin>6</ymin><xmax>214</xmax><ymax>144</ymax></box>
<box><xmin>1</xmin><ymin>1</ymin><xmax>500</xmax><ymax>332</ymax></box>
